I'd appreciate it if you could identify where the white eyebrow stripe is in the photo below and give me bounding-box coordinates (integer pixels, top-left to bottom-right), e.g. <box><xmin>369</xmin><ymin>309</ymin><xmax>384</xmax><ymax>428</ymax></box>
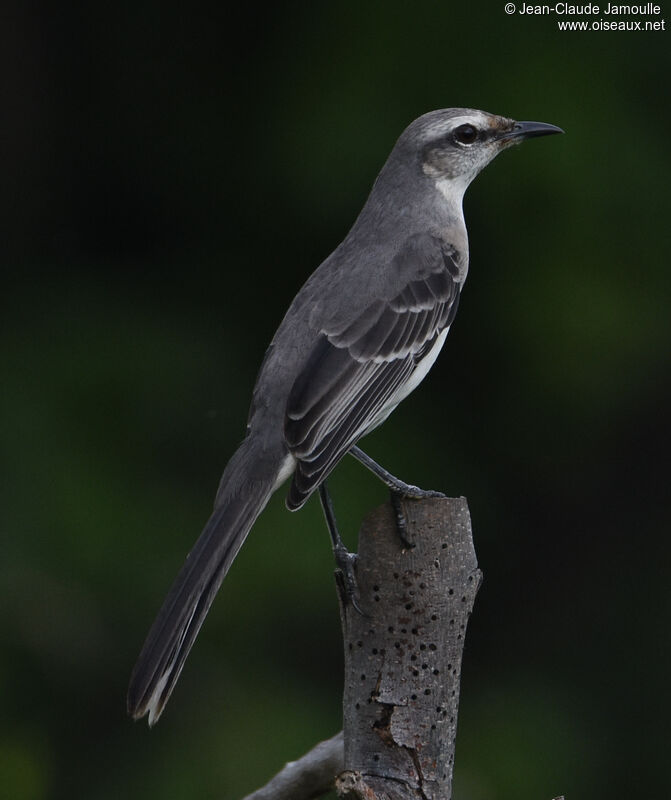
<box><xmin>423</xmin><ymin>111</ymin><xmax>491</xmax><ymax>137</ymax></box>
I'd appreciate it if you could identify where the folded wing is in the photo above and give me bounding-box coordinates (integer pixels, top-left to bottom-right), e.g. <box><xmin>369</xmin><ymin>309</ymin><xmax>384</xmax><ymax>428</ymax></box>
<box><xmin>284</xmin><ymin>233</ymin><xmax>462</xmax><ymax>509</ymax></box>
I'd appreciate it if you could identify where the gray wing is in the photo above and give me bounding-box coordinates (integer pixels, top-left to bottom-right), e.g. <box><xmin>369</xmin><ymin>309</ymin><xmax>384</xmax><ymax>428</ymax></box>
<box><xmin>284</xmin><ymin>233</ymin><xmax>462</xmax><ymax>510</ymax></box>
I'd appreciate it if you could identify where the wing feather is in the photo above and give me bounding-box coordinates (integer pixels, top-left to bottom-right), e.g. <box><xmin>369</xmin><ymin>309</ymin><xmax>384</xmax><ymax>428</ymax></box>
<box><xmin>284</xmin><ymin>233</ymin><xmax>462</xmax><ymax>509</ymax></box>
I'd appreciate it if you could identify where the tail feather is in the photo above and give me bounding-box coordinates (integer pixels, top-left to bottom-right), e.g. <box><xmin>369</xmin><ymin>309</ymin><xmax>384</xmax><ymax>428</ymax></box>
<box><xmin>127</xmin><ymin>441</ymin><xmax>279</xmax><ymax>725</ymax></box>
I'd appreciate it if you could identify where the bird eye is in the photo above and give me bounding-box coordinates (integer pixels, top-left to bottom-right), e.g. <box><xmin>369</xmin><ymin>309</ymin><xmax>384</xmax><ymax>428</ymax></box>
<box><xmin>453</xmin><ymin>124</ymin><xmax>478</xmax><ymax>145</ymax></box>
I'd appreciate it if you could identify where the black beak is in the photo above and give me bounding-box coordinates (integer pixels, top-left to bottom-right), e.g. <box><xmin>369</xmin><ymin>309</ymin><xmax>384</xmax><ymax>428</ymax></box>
<box><xmin>504</xmin><ymin>120</ymin><xmax>564</xmax><ymax>142</ymax></box>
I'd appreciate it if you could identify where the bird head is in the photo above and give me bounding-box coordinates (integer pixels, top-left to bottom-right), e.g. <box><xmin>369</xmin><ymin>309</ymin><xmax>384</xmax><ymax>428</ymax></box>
<box><xmin>400</xmin><ymin>108</ymin><xmax>563</xmax><ymax>195</ymax></box>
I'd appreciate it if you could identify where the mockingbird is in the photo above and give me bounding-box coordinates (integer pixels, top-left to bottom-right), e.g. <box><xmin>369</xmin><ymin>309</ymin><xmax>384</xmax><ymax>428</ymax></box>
<box><xmin>128</xmin><ymin>107</ymin><xmax>562</xmax><ymax>725</ymax></box>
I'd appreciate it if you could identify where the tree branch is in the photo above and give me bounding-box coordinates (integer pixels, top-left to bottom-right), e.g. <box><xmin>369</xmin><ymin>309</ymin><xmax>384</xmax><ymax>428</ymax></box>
<box><xmin>336</xmin><ymin>496</ymin><xmax>481</xmax><ymax>800</ymax></box>
<box><xmin>241</xmin><ymin>497</ymin><xmax>565</xmax><ymax>800</ymax></box>
<box><xmin>240</xmin><ymin>731</ymin><xmax>344</xmax><ymax>800</ymax></box>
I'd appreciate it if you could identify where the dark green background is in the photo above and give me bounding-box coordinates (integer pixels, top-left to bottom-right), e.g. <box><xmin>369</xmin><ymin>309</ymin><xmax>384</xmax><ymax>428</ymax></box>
<box><xmin>2</xmin><ymin>3</ymin><xmax>669</xmax><ymax>798</ymax></box>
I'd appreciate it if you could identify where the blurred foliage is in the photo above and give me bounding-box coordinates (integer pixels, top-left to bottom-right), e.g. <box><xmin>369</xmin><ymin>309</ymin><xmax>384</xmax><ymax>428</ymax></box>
<box><xmin>1</xmin><ymin>2</ymin><xmax>669</xmax><ymax>798</ymax></box>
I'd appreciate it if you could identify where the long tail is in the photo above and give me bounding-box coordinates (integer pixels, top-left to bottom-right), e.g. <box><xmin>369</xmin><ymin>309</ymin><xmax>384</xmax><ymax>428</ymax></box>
<box><xmin>127</xmin><ymin>437</ymin><xmax>283</xmax><ymax>725</ymax></box>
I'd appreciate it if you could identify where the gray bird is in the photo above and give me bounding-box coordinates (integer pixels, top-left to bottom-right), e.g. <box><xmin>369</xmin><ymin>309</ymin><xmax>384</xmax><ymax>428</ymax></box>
<box><xmin>128</xmin><ymin>108</ymin><xmax>562</xmax><ymax>725</ymax></box>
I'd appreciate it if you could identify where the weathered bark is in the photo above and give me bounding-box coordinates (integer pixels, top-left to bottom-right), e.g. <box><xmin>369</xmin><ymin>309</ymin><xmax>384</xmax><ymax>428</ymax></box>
<box><xmin>336</xmin><ymin>496</ymin><xmax>481</xmax><ymax>800</ymax></box>
<box><xmin>239</xmin><ymin>497</ymin><xmax>565</xmax><ymax>800</ymax></box>
<box><xmin>239</xmin><ymin>496</ymin><xmax>482</xmax><ymax>800</ymax></box>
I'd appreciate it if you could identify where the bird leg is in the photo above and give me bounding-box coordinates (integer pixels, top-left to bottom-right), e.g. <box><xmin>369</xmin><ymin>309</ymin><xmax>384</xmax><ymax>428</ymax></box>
<box><xmin>349</xmin><ymin>445</ymin><xmax>445</xmax><ymax>546</ymax></box>
<box><xmin>318</xmin><ymin>482</ymin><xmax>364</xmax><ymax>615</ymax></box>
<box><xmin>349</xmin><ymin>445</ymin><xmax>445</xmax><ymax>498</ymax></box>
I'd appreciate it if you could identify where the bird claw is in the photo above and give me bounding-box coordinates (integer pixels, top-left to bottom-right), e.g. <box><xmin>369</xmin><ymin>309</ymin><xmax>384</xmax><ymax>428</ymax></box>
<box><xmin>390</xmin><ymin>485</ymin><xmax>445</xmax><ymax>549</ymax></box>
<box><xmin>334</xmin><ymin>544</ymin><xmax>365</xmax><ymax>616</ymax></box>
<box><xmin>390</xmin><ymin>491</ymin><xmax>414</xmax><ymax>549</ymax></box>
<box><xmin>399</xmin><ymin>485</ymin><xmax>446</xmax><ymax>500</ymax></box>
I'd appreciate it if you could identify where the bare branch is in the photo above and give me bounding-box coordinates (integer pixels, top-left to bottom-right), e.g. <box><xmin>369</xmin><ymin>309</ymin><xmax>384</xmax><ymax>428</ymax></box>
<box><xmin>337</xmin><ymin>497</ymin><xmax>481</xmax><ymax>800</ymax></box>
<box><xmin>240</xmin><ymin>731</ymin><xmax>344</xmax><ymax>800</ymax></box>
<box><xmin>240</xmin><ymin>497</ymin><xmax>564</xmax><ymax>800</ymax></box>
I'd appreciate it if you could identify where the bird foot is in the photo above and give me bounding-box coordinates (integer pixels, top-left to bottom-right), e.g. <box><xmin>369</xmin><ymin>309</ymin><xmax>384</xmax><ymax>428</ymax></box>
<box><xmin>333</xmin><ymin>543</ymin><xmax>365</xmax><ymax>616</ymax></box>
<box><xmin>390</xmin><ymin>491</ymin><xmax>414</xmax><ymax>549</ymax></box>
<box><xmin>394</xmin><ymin>484</ymin><xmax>446</xmax><ymax>500</ymax></box>
<box><xmin>390</xmin><ymin>486</ymin><xmax>445</xmax><ymax>548</ymax></box>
